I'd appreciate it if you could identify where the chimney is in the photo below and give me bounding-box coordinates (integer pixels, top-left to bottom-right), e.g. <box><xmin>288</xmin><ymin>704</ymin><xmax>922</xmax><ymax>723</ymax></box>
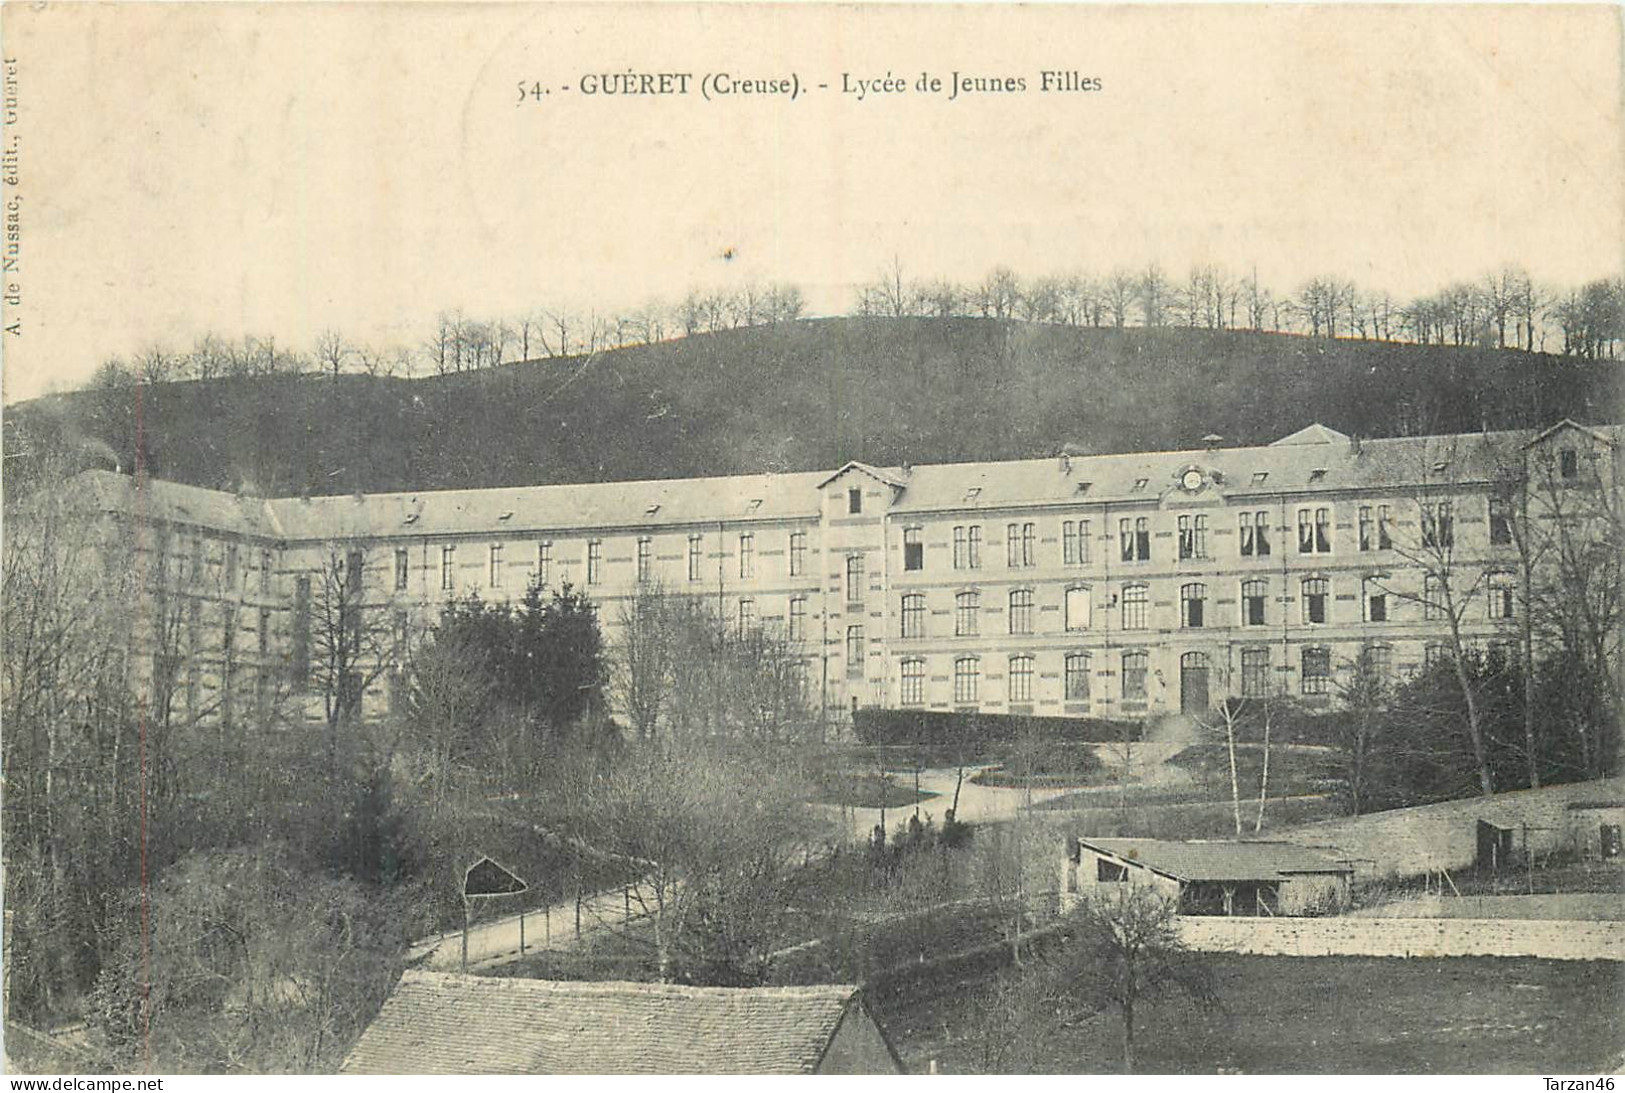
<box><xmin>1350</xmin><ymin>435</ymin><xmax>1363</xmax><ymax>455</ymax></box>
<box><xmin>1060</xmin><ymin>454</ymin><xmax>1072</xmax><ymax>475</ymax></box>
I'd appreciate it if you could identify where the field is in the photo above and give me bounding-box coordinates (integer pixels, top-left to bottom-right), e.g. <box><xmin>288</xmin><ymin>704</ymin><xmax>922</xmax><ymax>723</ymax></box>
<box><xmin>872</xmin><ymin>953</ymin><xmax>1625</xmax><ymax>1074</ymax></box>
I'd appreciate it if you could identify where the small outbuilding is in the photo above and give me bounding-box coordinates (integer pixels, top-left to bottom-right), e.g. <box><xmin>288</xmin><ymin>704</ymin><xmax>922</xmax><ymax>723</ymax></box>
<box><xmin>1062</xmin><ymin>837</ymin><xmax>1353</xmax><ymax>916</ymax></box>
<box><xmin>340</xmin><ymin>970</ymin><xmax>904</xmax><ymax>1075</ymax></box>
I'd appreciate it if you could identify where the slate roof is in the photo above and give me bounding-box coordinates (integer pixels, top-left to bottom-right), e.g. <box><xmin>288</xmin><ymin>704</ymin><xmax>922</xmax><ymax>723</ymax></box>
<box><xmin>1079</xmin><ymin>838</ymin><xmax>1353</xmax><ymax>882</ymax></box>
<box><xmin>339</xmin><ymin>971</ymin><xmax>870</xmax><ymax>1075</ymax></box>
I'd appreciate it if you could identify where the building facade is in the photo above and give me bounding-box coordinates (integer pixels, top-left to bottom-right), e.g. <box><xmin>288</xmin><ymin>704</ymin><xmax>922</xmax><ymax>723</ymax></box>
<box><xmin>52</xmin><ymin>418</ymin><xmax>1620</xmax><ymax>733</ymax></box>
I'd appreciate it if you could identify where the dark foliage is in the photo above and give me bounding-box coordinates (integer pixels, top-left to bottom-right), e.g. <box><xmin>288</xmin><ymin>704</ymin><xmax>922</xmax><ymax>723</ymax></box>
<box><xmin>852</xmin><ymin>707</ymin><xmax>1140</xmax><ymax>749</ymax></box>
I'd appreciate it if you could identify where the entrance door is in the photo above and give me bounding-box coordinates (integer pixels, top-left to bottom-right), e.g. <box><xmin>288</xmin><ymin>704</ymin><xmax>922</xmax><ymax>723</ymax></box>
<box><xmin>1180</xmin><ymin>652</ymin><xmax>1210</xmax><ymax>714</ymax></box>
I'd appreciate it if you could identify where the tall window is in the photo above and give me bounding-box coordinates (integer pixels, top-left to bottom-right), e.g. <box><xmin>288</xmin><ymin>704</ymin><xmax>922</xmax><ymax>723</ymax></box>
<box><xmin>900</xmin><ymin>659</ymin><xmax>925</xmax><ymax>705</ymax></box>
<box><xmin>845</xmin><ymin>554</ymin><xmax>865</xmax><ymax>604</ymax></box>
<box><xmin>1008</xmin><ymin>655</ymin><xmax>1034</xmax><ymax>704</ymax></box>
<box><xmin>1065</xmin><ymin>652</ymin><xmax>1091</xmax><ymax>702</ymax></box>
<box><xmin>1065</xmin><ymin>585</ymin><xmax>1091</xmax><ymax>632</ymax></box>
<box><xmin>1424</xmin><ymin>641</ymin><xmax>1450</xmax><ymax>669</ymax></box>
<box><xmin>225</xmin><ymin>545</ymin><xmax>239</xmax><ymax>589</ymax></box>
<box><xmin>1489</xmin><ymin>497</ymin><xmax>1513</xmax><ymax>545</ymax></box>
<box><xmin>1422</xmin><ymin>501</ymin><xmax>1454</xmax><ymax>549</ymax></box>
<box><xmin>1180</xmin><ymin>583</ymin><xmax>1207</xmax><ymax>629</ymax></box>
<box><xmin>738</xmin><ymin>598</ymin><xmax>756</xmax><ymax>638</ymax></box>
<box><xmin>1359</xmin><ymin>506</ymin><xmax>1375</xmax><ymax>552</ymax></box>
<box><xmin>395</xmin><ymin>547</ymin><xmax>409</xmax><ymax>591</ymax></box>
<box><xmin>1240</xmin><ymin>510</ymin><xmax>1271</xmax><ymax>557</ymax></box>
<box><xmin>1298</xmin><ymin>507</ymin><xmax>1332</xmax><ymax>554</ymax></box>
<box><xmin>1177</xmin><ymin>515</ymin><xmax>1208</xmax><ymax>560</ymax></box>
<box><xmin>292</xmin><ymin>576</ymin><xmax>312</xmax><ymax>684</ymax></box>
<box><xmin>1301</xmin><ymin>646</ymin><xmax>1331</xmax><ymax>695</ymax></box>
<box><xmin>1122</xmin><ymin>650</ymin><xmax>1148</xmax><ymax>700</ymax></box>
<box><xmin>788</xmin><ymin>530</ymin><xmax>806</xmax><ymax>577</ymax></box>
<box><xmin>1121</xmin><ymin>583</ymin><xmax>1148</xmax><ymax>630</ymax></box>
<box><xmin>346</xmin><ymin>549</ymin><xmax>365</xmax><ymax>594</ymax></box>
<box><xmin>901</xmin><ymin>593</ymin><xmax>926</xmax><ymax>638</ymax></box>
<box><xmin>489</xmin><ymin>543</ymin><xmax>504</xmax><ymax>587</ymax></box>
<box><xmin>848</xmin><ymin>487</ymin><xmax>863</xmax><ymax>514</ymax></box>
<box><xmin>1378</xmin><ymin>505</ymin><xmax>1392</xmax><ymax>550</ymax></box>
<box><xmin>260</xmin><ymin>548</ymin><xmax>274</xmax><ymax>593</ymax></box>
<box><xmin>1063</xmin><ymin>519</ymin><xmax>1090</xmax><ymax>565</ymax></box>
<box><xmin>687</xmin><ymin>534</ymin><xmax>703</xmax><ymax>582</ymax></box>
<box><xmin>1008</xmin><ymin>589</ymin><xmax>1034</xmax><ymax>635</ymax></box>
<box><xmin>1241</xmin><ymin>578</ymin><xmax>1268</xmax><ymax>627</ymax></box>
<box><xmin>1242</xmin><ymin>647</ymin><xmax>1271</xmax><ymax>697</ymax></box>
<box><xmin>1488</xmin><ymin>571</ymin><xmax>1516</xmax><ymax>619</ymax></box>
<box><xmin>1007</xmin><ymin>522</ymin><xmax>1035</xmax><ymax>567</ymax></box>
<box><xmin>788</xmin><ymin>596</ymin><xmax>807</xmax><ymax>642</ymax></box>
<box><xmin>586</xmin><ymin>540</ymin><xmax>602</xmax><ymax>585</ymax></box>
<box><xmin>1120</xmin><ymin>517</ymin><xmax>1151</xmax><ymax>562</ymax></box>
<box><xmin>953</xmin><ymin>657</ymin><xmax>980</xmax><ymax>704</ymax></box>
<box><xmin>441</xmin><ymin>546</ymin><xmax>455</xmax><ymax>591</ymax></box>
<box><xmin>953</xmin><ymin>526</ymin><xmax>969</xmax><ymax>569</ymax></box>
<box><xmin>1367</xmin><ymin>645</ymin><xmax>1393</xmax><ymax>683</ymax></box>
<box><xmin>1424</xmin><ymin>574</ymin><xmax>1444</xmax><ymax>621</ymax></box>
<box><xmin>846</xmin><ymin>625</ymin><xmax>864</xmax><ymax>677</ymax></box>
<box><xmin>967</xmin><ymin>526</ymin><xmax>982</xmax><ymax>569</ymax></box>
<box><xmin>1364</xmin><ymin>578</ymin><xmax>1388</xmax><ymax>623</ymax></box>
<box><xmin>738</xmin><ymin>532</ymin><xmax>755</xmax><ymax>579</ymax></box>
<box><xmin>903</xmin><ymin>527</ymin><xmax>924</xmax><ymax>571</ymax></box>
<box><xmin>955</xmin><ymin>591</ymin><xmax>980</xmax><ymax>636</ymax></box>
<box><xmin>1560</xmin><ymin>448</ymin><xmax>1578</xmax><ymax>479</ymax></box>
<box><xmin>1302</xmin><ymin>577</ymin><xmax>1329</xmax><ymax>625</ymax></box>
<box><xmin>636</xmin><ymin>537</ymin><xmax>652</xmax><ymax>583</ymax></box>
<box><xmin>537</xmin><ymin>541</ymin><xmax>552</xmax><ymax>586</ymax></box>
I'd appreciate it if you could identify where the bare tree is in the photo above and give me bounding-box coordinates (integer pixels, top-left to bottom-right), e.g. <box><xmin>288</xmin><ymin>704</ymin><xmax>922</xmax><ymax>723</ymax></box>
<box><xmin>313</xmin><ymin>329</ymin><xmax>350</xmax><ymax>379</ymax></box>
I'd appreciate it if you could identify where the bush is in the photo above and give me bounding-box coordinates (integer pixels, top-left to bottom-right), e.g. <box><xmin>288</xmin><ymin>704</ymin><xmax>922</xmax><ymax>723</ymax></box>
<box><xmin>852</xmin><ymin>708</ymin><xmax>1140</xmax><ymax>750</ymax></box>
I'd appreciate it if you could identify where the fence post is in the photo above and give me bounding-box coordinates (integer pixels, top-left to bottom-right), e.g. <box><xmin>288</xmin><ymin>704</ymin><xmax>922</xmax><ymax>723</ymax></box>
<box><xmin>520</xmin><ymin>911</ymin><xmax>526</xmax><ymax>955</ymax></box>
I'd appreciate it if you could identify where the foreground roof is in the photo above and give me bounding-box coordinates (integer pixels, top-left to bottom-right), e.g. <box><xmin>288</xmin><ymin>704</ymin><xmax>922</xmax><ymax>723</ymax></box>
<box><xmin>340</xmin><ymin>971</ymin><xmax>868</xmax><ymax>1075</ymax></box>
<box><xmin>1079</xmin><ymin>838</ymin><xmax>1353</xmax><ymax>882</ymax></box>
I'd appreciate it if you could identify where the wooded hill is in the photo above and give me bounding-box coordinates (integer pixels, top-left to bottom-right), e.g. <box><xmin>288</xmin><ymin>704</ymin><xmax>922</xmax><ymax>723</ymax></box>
<box><xmin>8</xmin><ymin>318</ymin><xmax>1621</xmax><ymax>498</ymax></box>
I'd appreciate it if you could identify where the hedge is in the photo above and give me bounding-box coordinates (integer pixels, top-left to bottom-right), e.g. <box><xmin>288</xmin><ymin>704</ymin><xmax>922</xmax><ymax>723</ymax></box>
<box><xmin>852</xmin><ymin>707</ymin><xmax>1141</xmax><ymax>750</ymax></box>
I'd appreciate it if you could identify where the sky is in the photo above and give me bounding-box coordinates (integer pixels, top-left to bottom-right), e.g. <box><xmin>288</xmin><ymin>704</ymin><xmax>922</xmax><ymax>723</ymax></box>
<box><xmin>1</xmin><ymin>3</ymin><xmax>1620</xmax><ymax>403</ymax></box>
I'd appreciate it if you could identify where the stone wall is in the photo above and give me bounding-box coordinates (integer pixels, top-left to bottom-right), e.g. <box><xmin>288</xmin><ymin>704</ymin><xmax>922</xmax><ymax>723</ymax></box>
<box><xmin>1178</xmin><ymin>914</ymin><xmax>1625</xmax><ymax>961</ymax></box>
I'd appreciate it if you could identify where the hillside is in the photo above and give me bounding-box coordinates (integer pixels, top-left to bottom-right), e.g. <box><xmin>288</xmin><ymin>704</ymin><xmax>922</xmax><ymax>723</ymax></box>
<box><xmin>6</xmin><ymin>318</ymin><xmax>1620</xmax><ymax>498</ymax></box>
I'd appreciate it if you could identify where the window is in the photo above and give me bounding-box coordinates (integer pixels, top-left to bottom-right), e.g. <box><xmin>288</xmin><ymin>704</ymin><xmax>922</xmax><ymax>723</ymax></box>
<box><xmin>789</xmin><ymin>531</ymin><xmax>806</xmax><ymax>576</ymax></box>
<box><xmin>788</xmin><ymin>596</ymin><xmax>807</xmax><ymax>642</ymax></box>
<box><xmin>1122</xmin><ymin>650</ymin><xmax>1148</xmax><ymax>700</ymax></box>
<box><xmin>687</xmin><ymin>535</ymin><xmax>703</xmax><ymax>582</ymax></box>
<box><xmin>738</xmin><ymin>532</ymin><xmax>755</xmax><ymax>579</ymax></box>
<box><xmin>1424</xmin><ymin>574</ymin><xmax>1444</xmax><ymax>621</ymax></box>
<box><xmin>1366</xmin><ymin>645</ymin><xmax>1393</xmax><ymax>682</ymax></box>
<box><xmin>967</xmin><ymin>526</ymin><xmax>982</xmax><ymax>569</ymax></box>
<box><xmin>1241</xmin><ymin>579</ymin><xmax>1268</xmax><ymax>627</ymax></box>
<box><xmin>637</xmin><ymin>537</ymin><xmax>652</xmax><ymax>583</ymax></box>
<box><xmin>1008</xmin><ymin>655</ymin><xmax>1034</xmax><ymax>703</ymax></box>
<box><xmin>1301</xmin><ymin>646</ymin><xmax>1331</xmax><ymax>695</ymax></box>
<box><xmin>738</xmin><ymin>598</ymin><xmax>756</xmax><ymax>638</ymax></box>
<box><xmin>346</xmin><ymin>549</ymin><xmax>364</xmax><ymax>594</ymax></box>
<box><xmin>1299</xmin><ymin>507</ymin><xmax>1332</xmax><ymax>553</ymax></box>
<box><xmin>1424</xmin><ymin>641</ymin><xmax>1450</xmax><ymax>669</ymax></box>
<box><xmin>225</xmin><ymin>545</ymin><xmax>239</xmax><ymax>589</ymax></box>
<box><xmin>1489</xmin><ymin>497</ymin><xmax>1513</xmax><ymax>545</ymax></box>
<box><xmin>1302</xmin><ymin>577</ymin><xmax>1329</xmax><ymax>624</ymax></box>
<box><xmin>1063</xmin><ymin>519</ymin><xmax>1090</xmax><ymax>565</ymax></box>
<box><xmin>955</xmin><ymin>591</ymin><xmax>980</xmax><ymax>637</ymax></box>
<box><xmin>1364</xmin><ymin>578</ymin><xmax>1388</xmax><ymax>623</ymax></box>
<box><xmin>845</xmin><ymin>554</ymin><xmax>865</xmax><ymax>604</ymax></box>
<box><xmin>848</xmin><ymin>487</ymin><xmax>863</xmax><ymax>514</ymax></box>
<box><xmin>1120</xmin><ymin>517</ymin><xmax>1151</xmax><ymax>562</ymax></box>
<box><xmin>1254</xmin><ymin>510</ymin><xmax>1272</xmax><ymax>556</ymax></box>
<box><xmin>1098</xmin><ymin>859</ymin><xmax>1129</xmax><ymax>883</ymax></box>
<box><xmin>389</xmin><ymin>547</ymin><xmax>407</xmax><ymax>592</ymax></box>
<box><xmin>1359</xmin><ymin>506</ymin><xmax>1374</xmax><ymax>552</ymax></box>
<box><xmin>1065</xmin><ymin>652</ymin><xmax>1091</xmax><ymax>701</ymax></box>
<box><xmin>1378</xmin><ymin>505</ymin><xmax>1393</xmax><ymax>550</ymax></box>
<box><xmin>901</xmin><ymin>593</ymin><xmax>926</xmax><ymax>638</ymax></box>
<box><xmin>1009</xmin><ymin>589</ymin><xmax>1034</xmax><ymax>635</ymax></box>
<box><xmin>1007</xmin><ymin>522</ymin><xmax>1035</xmax><ymax>567</ymax></box>
<box><xmin>538</xmin><ymin>541</ymin><xmax>552</xmax><ymax>587</ymax></box>
<box><xmin>1177</xmin><ymin>515</ymin><xmax>1207</xmax><ymax>560</ymax></box>
<box><xmin>489</xmin><ymin>543</ymin><xmax>504</xmax><ymax>586</ymax></box>
<box><xmin>846</xmin><ymin>625</ymin><xmax>865</xmax><ymax>677</ymax></box>
<box><xmin>587</xmin><ymin>540</ymin><xmax>602</xmax><ymax>585</ymax></box>
<box><xmin>1242</xmin><ymin>647</ymin><xmax>1271</xmax><ymax>697</ymax></box>
<box><xmin>953</xmin><ymin>657</ymin><xmax>980</xmax><ymax>704</ymax></box>
<box><xmin>900</xmin><ymin>659</ymin><xmax>926</xmax><ymax>705</ymax></box>
<box><xmin>953</xmin><ymin>526</ymin><xmax>969</xmax><ymax>569</ymax></box>
<box><xmin>1488</xmin><ymin>571</ymin><xmax>1516</xmax><ymax>620</ymax></box>
<box><xmin>1065</xmin><ymin>586</ymin><xmax>1092</xmax><ymax>632</ymax></box>
<box><xmin>1422</xmin><ymin>501</ymin><xmax>1454</xmax><ymax>550</ymax></box>
<box><xmin>903</xmin><ymin>527</ymin><xmax>923</xmax><ymax>571</ymax></box>
<box><xmin>191</xmin><ymin>538</ymin><xmax>205</xmax><ymax>584</ymax></box>
<box><xmin>1560</xmin><ymin>447</ymin><xmax>1578</xmax><ymax>480</ymax></box>
<box><xmin>441</xmin><ymin>546</ymin><xmax>455</xmax><ymax>591</ymax></box>
<box><xmin>260</xmin><ymin>549</ymin><xmax>273</xmax><ymax>593</ymax></box>
<box><xmin>1180</xmin><ymin>583</ymin><xmax>1207</xmax><ymax>628</ymax></box>
<box><xmin>1121</xmin><ymin>584</ymin><xmax>1148</xmax><ymax>630</ymax></box>
<box><xmin>292</xmin><ymin>576</ymin><xmax>311</xmax><ymax>684</ymax></box>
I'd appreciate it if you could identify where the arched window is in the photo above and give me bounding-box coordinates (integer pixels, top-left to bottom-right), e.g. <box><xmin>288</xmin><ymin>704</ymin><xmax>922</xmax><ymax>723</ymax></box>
<box><xmin>900</xmin><ymin>658</ymin><xmax>926</xmax><ymax>705</ymax></box>
<box><xmin>955</xmin><ymin>590</ymin><xmax>980</xmax><ymax>636</ymax></box>
<box><xmin>1065</xmin><ymin>585</ymin><xmax>1092</xmax><ymax>632</ymax></box>
<box><xmin>1008</xmin><ymin>655</ymin><xmax>1034</xmax><ymax>703</ymax></box>
<box><xmin>1241</xmin><ymin>579</ymin><xmax>1268</xmax><ymax>627</ymax></box>
<box><xmin>1121</xmin><ymin>650</ymin><xmax>1148</xmax><ymax>699</ymax></box>
<box><xmin>1302</xmin><ymin>577</ymin><xmax>1329</xmax><ymax>625</ymax></box>
<box><xmin>1121</xmin><ymin>584</ymin><xmax>1149</xmax><ymax>630</ymax></box>
<box><xmin>1180</xmin><ymin>583</ymin><xmax>1207</xmax><ymax>628</ymax></box>
<box><xmin>901</xmin><ymin>593</ymin><xmax>926</xmax><ymax>638</ymax></box>
<box><xmin>1065</xmin><ymin>652</ymin><xmax>1091</xmax><ymax>701</ymax></box>
<box><xmin>954</xmin><ymin>657</ymin><xmax>980</xmax><ymax>704</ymax></box>
<box><xmin>1009</xmin><ymin>588</ymin><xmax>1034</xmax><ymax>635</ymax></box>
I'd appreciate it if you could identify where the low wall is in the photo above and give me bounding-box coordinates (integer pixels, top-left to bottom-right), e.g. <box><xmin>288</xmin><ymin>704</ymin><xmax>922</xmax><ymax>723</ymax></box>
<box><xmin>1178</xmin><ymin>914</ymin><xmax>1625</xmax><ymax>962</ymax></box>
<box><xmin>1282</xmin><ymin>777</ymin><xmax>1625</xmax><ymax>881</ymax></box>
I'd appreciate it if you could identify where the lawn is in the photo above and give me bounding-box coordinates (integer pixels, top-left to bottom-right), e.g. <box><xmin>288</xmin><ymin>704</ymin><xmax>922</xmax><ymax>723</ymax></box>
<box><xmin>807</xmin><ymin>770</ymin><xmax>939</xmax><ymax>809</ymax></box>
<box><xmin>1166</xmin><ymin>742</ymin><xmax>1345</xmax><ymax>799</ymax></box>
<box><xmin>872</xmin><ymin>953</ymin><xmax>1625</xmax><ymax>1074</ymax></box>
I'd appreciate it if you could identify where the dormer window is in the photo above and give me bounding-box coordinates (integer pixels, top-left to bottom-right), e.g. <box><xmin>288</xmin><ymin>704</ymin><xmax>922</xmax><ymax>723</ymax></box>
<box><xmin>848</xmin><ymin>487</ymin><xmax>862</xmax><ymax>514</ymax></box>
<box><xmin>746</xmin><ymin>498</ymin><xmax>763</xmax><ymax>513</ymax></box>
<box><xmin>1252</xmin><ymin>471</ymin><xmax>1269</xmax><ymax>486</ymax></box>
<box><xmin>1075</xmin><ymin>481</ymin><xmax>1093</xmax><ymax>495</ymax></box>
<box><xmin>645</xmin><ymin>503</ymin><xmax>662</xmax><ymax>516</ymax></box>
<box><xmin>1560</xmin><ymin>448</ymin><xmax>1578</xmax><ymax>480</ymax></box>
<box><xmin>1433</xmin><ymin>461</ymin><xmax>1450</xmax><ymax>475</ymax></box>
<box><xmin>1133</xmin><ymin>478</ymin><xmax>1149</xmax><ymax>491</ymax></box>
<box><xmin>964</xmin><ymin>486</ymin><xmax>982</xmax><ymax>501</ymax></box>
<box><xmin>403</xmin><ymin>513</ymin><xmax>420</xmax><ymax>525</ymax></box>
<box><xmin>498</xmin><ymin>511</ymin><xmax>514</xmax><ymax>521</ymax></box>
<box><xmin>1308</xmin><ymin>469</ymin><xmax>1327</xmax><ymax>483</ymax></box>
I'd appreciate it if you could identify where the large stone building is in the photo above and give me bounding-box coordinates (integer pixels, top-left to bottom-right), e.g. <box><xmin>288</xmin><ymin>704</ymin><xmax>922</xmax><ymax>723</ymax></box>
<box><xmin>48</xmin><ymin>418</ymin><xmax>1621</xmax><ymax>733</ymax></box>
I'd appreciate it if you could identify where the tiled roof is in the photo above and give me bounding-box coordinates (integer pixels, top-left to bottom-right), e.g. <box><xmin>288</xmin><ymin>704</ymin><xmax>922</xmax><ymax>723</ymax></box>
<box><xmin>1079</xmin><ymin>838</ymin><xmax>1353</xmax><ymax>882</ymax></box>
<box><xmin>340</xmin><ymin>971</ymin><xmax>866</xmax><ymax>1075</ymax></box>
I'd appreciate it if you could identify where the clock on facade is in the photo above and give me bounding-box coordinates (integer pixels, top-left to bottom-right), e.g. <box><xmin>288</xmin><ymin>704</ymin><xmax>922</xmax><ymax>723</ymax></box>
<box><xmin>1181</xmin><ymin>468</ymin><xmax>1204</xmax><ymax>492</ymax></box>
